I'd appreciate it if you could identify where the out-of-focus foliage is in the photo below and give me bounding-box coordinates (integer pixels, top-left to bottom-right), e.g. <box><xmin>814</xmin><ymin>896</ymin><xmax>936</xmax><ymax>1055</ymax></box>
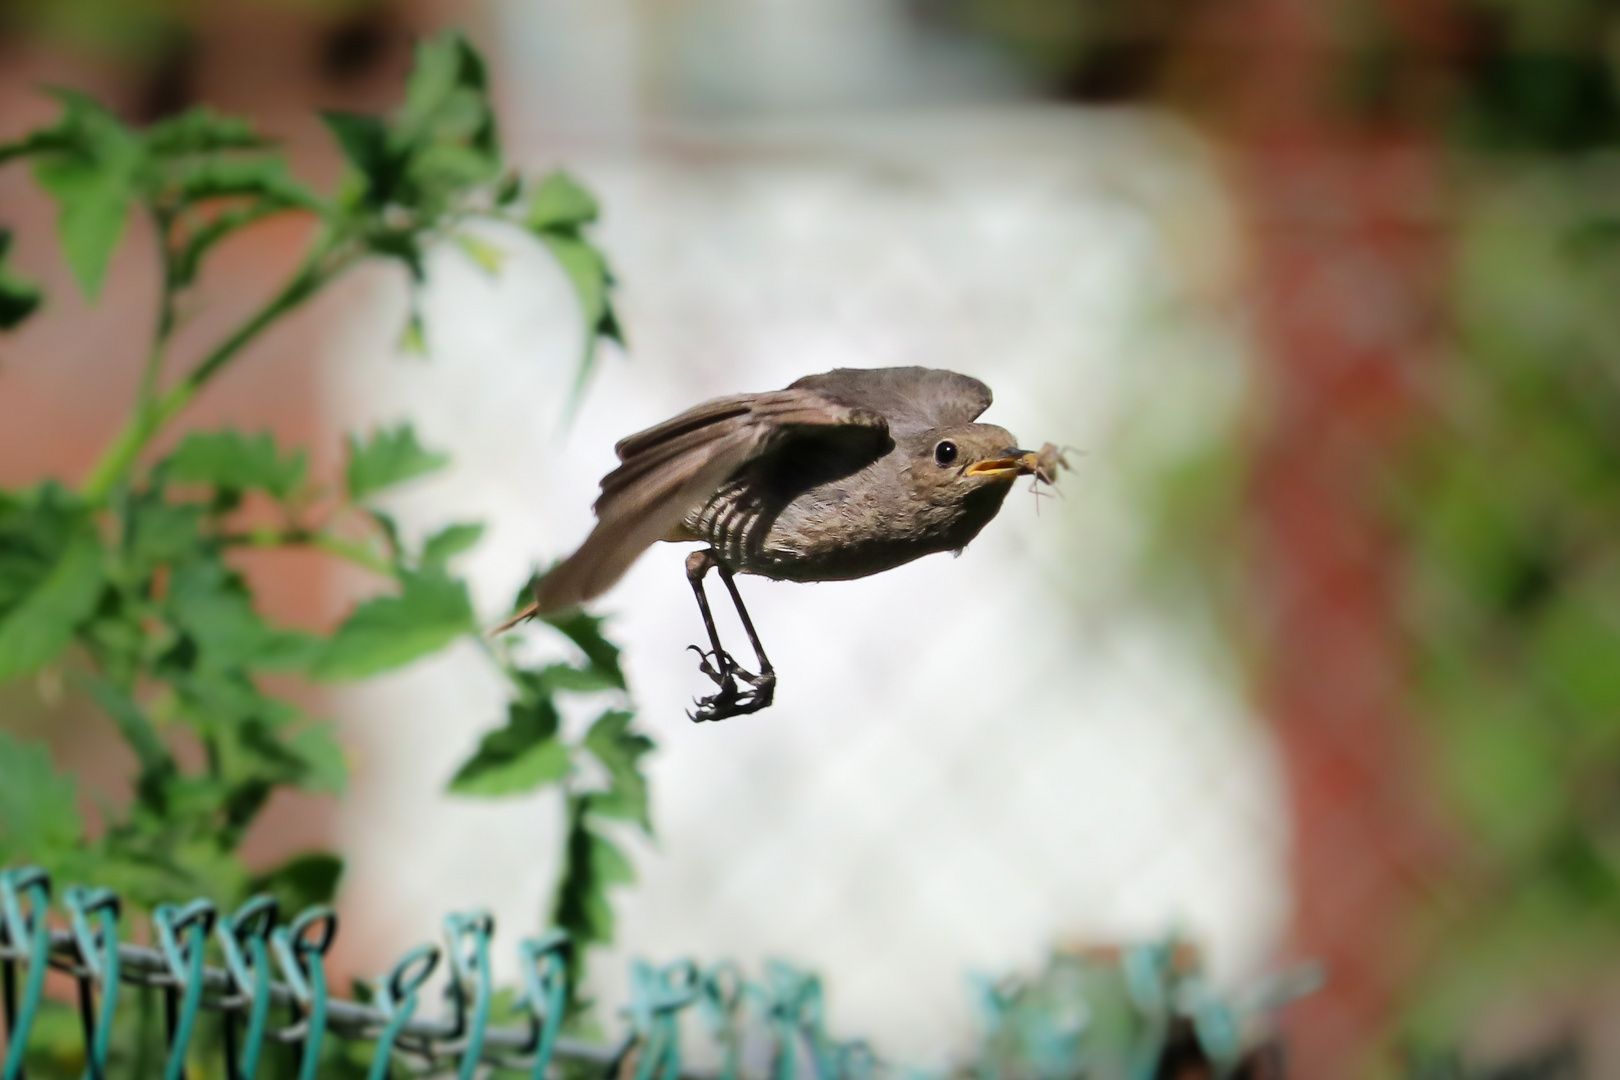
<box><xmin>1395</xmin><ymin>161</ymin><xmax>1620</xmax><ymax>1033</ymax></box>
<box><xmin>0</xmin><ymin>0</ymin><xmax>378</xmax><ymax>61</ymax></box>
<box><xmin>0</xmin><ymin>32</ymin><xmax>642</xmax><ymax>1059</ymax></box>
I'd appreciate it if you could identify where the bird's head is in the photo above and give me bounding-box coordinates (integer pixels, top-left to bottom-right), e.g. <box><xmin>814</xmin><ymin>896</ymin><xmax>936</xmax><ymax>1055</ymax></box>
<box><xmin>903</xmin><ymin>423</ymin><xmax>1038</xmax><ymax>503</ymax></box>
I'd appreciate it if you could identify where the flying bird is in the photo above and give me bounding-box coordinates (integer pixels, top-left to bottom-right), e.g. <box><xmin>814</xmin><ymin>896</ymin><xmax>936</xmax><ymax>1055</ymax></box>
<box><xmin>505</xmin><ymin>366</ymin><xmax>1060</xmax><ymax>721</ymax></box>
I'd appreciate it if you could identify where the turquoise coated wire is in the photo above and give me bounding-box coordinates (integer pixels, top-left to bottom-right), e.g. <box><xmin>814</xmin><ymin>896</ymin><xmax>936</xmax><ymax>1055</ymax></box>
<box><xmin>628</xmin><ymin>960</ymin><xmax>699</xmax><ymax>1080</ymax></box>
<box><xmin>217</xmin><ymin>896</ymin><xmax>279</xmax><ymax>1080</ymax></box>
<box><xmin>761</xmin><ymin>962</ymin><xmax>826</xmax><ymax>1080</ymax></box>
<box><xmin>153</xmin><ymin>900</ymin><xmax>216</xmax><ymax>1080</ymax></box>
<box><xmin>63</xmin><ymin>886</ymin><xmax>122</xmax><ymax>1080</ymax></box>
<box><xmin>0</xmin><ymin>867</ymin><xmax>51</xmax><ymax>1080</ymax></box>
<box><xmin>517</xmin><ymin>932</ymin><xmax>570</xmax><ymax>1080</ymax></box>
<box><xmin>698</xmin><ymin>963</ymin><xmax>744</xmax><ymax>1080</ymax></box>
<box><xmin>366</xmin><ymin>945</ymin><xmax>440</xmax><ymax>1080</ymax></box>
<box><xmin>1120</xmin><ymin>942</ymin><xmax>1174</xmax><ymax>1080</ymax></box>
<box><xmin>272</xmin><ymin>908</ymin><xmax>336</xmax><ymax>1080</ymax></box>
<box><xmin>443</xmin><ymin>912</ymin><xmax>494</xmax><ymax>1080</ymax></box>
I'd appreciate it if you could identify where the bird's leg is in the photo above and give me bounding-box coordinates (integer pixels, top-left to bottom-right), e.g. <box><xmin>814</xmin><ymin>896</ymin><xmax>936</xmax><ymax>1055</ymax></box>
<box><xmin>684</xmin><ymin>549</ymin><xmax>773</xmax><ymax>722</ymax></box>
<box><xmin>715</xmin><ymin>563</ymin><xmax>775</xmax><ymax>699</ymax></box>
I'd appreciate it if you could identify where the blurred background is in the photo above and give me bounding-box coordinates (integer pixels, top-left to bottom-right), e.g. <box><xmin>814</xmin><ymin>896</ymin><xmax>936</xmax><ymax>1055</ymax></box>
<box><xmin>3</xmin><ymin>0</ymin><xmax>1619</xmax><ymax>1076</ymax></box>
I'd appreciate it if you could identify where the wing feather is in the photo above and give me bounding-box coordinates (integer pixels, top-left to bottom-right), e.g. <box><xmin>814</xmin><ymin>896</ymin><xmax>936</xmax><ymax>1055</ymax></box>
<box><xmin>533</xmin><ymin>388</ymin><xmax>887</xmax><ymax>613</ymax></box>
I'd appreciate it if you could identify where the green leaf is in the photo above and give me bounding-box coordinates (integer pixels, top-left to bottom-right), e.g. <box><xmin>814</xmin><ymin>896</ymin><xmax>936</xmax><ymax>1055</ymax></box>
<box><xmin>163</xmin><ymin>430</ymin><xmax>307</xmax><ymax>500</ymax></box>
<box><xmin>552</xmin><ymin>796</ymin><xmax>635</xmax><ymax>951</ymax></box>
<box><xmin>287</xmin><ymin>724</ymin><xmax>348</xmax><ymax>795</ymax></box>
<box><xmin>527</xmin><ymin>171</ymin><xmax>599</xmax><ymax>230</ymax></box>
<box><xmin>0</xmin><ymin>730</ymin><xmax>82</xmax><ymax>864</ymax></box>
<box><xmin>313</xmin><ymin>570</ymin><xmax>474</xmax><ymax>680</ymax></box>
<box><xmin>0</xmin><ymin>230</ymin><xmax>42</xmax><ymax>330</ymax></box>
<box><xmin>76</xmin><ymin>674</ymin><xmax>176</xmax><ymax>810</ymax></box>
<box><xmin>396</xmin><ymin>32</ymin><xmax>499</xmax><ymax>196</ymax></box>
<box><xmin>534</xmin><ymin>662</ymin><xmax>621</xmax><ymax>695</ymax></box>
<box><xmin>247</xmin><ymin>852</ymin><xmax>344</xmax><ymax>915</ymax></box>
<box><xmin>321</xmin><ymin>111</ymin><xmax>401</xmax><ymax>209</ymax></box>
<box><xmin>449</xmin><ymin>688</ymin><xmax>567</xmax><ymax>796</ymax></box>
<box><xmin>170</xmin><ymin>157</ymin><xmax>321</xmax><ymax>210</ymax></box>
<box><xmin>143</xmin><ymin>107</ymin><xmax>269</xmax><ymax>156</ymax></box>
<box><xmin>452</xmin><ymin>232</ymin><xmax>505</xmax><ymax>275</ymax></box>
<box><xmin>345</xmin><ymin>423</ymin><xmax>449</xmax><ymax>502</ymax></box>
<box><xmin>420</xmin><ymin>522</ymin><xmax>484</xmax><ymax>572</ymax></box>
<box><xmin>0</xmin><ymin>531</ymin><xmax>102</xmax><ymax>684</ymax></box>
<box><xmin>535</xmin><ymin>229</ymin><xmax>623</xmax><ymax>409</ymax></box>
<box><xmin>449</xmin><ymin>732</ymin><xmax>570</xmax><ymax>796</ymax></box>
<box><xmin>582</xmin><ymin>710</ymin><xmax>653</xmax><ymax>832</ymax></box>
<box><xmin>29</xmin><ymin>89</ymin><xmax>142</xmax><ymax>299</ymax></box>
<box><xmin>165</xmin><ymin>558</ymin><xmax>310</xmax><ymax>673</ymax></box>
<box><xmin>537</xmin><ymin>230</ymin><xmax>609</xmax><ymax>331</ymax></box>
<box><xmin>398</xmin><ymin>304</ymin><xmax>427</xmax><ymax>357</ymax></box>
<box><xmin>542</xmin><ymin>609</ymin><xmax>625</xmax><ymax>689</ymax></box>
<box><xmin>127</xmin><ymin>494</ymin><xmax>205</xmax><ymax>570</ymax></box>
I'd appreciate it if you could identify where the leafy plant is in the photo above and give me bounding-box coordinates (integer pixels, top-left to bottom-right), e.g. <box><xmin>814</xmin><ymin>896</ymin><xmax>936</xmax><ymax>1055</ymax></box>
<box><xmin>0</xmin><ymin>30</ymin><xmax>650</xmax><ymax>1014</ymax></box>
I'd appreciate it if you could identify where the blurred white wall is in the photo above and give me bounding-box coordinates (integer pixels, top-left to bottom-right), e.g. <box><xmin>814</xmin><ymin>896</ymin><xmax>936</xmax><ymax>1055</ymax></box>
<box><xmin>321</xmin><ymin>3</ymin><xmax>1287</xmax><ymax>1066</ymax></box>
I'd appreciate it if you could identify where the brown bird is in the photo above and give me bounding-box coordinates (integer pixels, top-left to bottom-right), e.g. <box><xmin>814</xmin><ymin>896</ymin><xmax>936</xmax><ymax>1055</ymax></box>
<box><xmin>508</xmin><ymin>366</ymin><xmax>1055</xmax><ymax>721</ymax></box>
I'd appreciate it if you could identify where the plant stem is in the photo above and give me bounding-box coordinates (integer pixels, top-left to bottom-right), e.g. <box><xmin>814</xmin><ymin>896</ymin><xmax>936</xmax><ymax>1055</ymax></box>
<box><xmin>136</xmin><ymin>209</ymin><xmax>179</xmax><ymax>432</ymax></box>
<box><xmin>83</xmin><ymin>241</ymin><xmax>354</xmax><ymax>499</ymax></box>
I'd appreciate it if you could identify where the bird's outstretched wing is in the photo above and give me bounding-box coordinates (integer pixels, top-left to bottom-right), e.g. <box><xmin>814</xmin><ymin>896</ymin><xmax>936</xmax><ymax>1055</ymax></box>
<box><xmin>789</xmin><ymin>366</ymin><xmax>991</xmax><ymax>432</ymax></box>
<box><xmin>530</xmin><ymin>388</ymin><xmax>888</xmax><ymax>614</ymax></box>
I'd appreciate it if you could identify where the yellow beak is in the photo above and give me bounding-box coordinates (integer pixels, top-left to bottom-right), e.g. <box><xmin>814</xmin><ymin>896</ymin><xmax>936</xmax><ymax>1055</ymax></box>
<box><xmin>964</xmin><ymin>456</ymin><xmax>1033</xmax><ymax>479</ymax></box>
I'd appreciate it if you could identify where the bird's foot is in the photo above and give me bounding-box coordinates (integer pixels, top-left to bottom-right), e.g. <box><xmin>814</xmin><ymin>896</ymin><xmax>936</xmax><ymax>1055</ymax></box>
<box><xmin>685</xmin><ymin>645</ymin><xmax>776</xmax><ymax>722</ymax></box>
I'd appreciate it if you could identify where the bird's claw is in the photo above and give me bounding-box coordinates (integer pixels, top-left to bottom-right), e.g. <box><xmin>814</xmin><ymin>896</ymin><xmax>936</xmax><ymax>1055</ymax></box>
<box><xmin>686</xmin><ymin>645</ymin><xmax>776</xmax><ymax>722</ymax></box>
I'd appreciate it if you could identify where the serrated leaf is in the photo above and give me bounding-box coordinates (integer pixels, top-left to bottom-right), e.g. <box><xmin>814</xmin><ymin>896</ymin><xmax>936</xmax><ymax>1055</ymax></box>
<box><xmin>127</xmin><ymin>494</ymin><xmax>204</xmax><ymax>572</ymax></box>
<box><xmin>420</xmin><ymin>522</ymin><xmax>484</xmax><ymax>571</ymax></box>
<box><xmin>527</xmin><ymin>172</ymin><xmax>599</xmax><ymax>230</ymax></box>
<box><xmin>0</xmin><ymin>531</ymin><xmax>102</xmax><ymax>683</ymax></box>
<box><xmin>0</xmin><ymin>484</ymin><xmax>87</xmax><ymax>613</ymax></box>
<box><xmin>552</xmin><ymin>796</ymin><xmax>635</xmax><ymax>950</ymax></box>
<box><xmin>542</xmin><ymin>609</ymin><xmax>625</xmax><ymax>689</ymax></box>
<box><xmin>0</xmin><ymin>229</ymin><xmax>42</xmax><ymax>330</ymax></box>
<box><xmin>321</xmin><ymin>111</ymin><xmax>402</xmax><ymax>209</ymax></box>
<box><xmin>0</xmin><ymin>730</ymin><xmax>82</xmax><ymax>863</ymax></box>
<box><xmin>77</xmin><ymin>673</ymin><xmax>176</xmax><ymax>809</ymax></box>
<box><xmin>452</xmin><ymin>232</ymin><xmax>505</xmax><ymax>275</ymax></box>
<box><xmin>583</xmin><ymin>710</ymin><xmax>652</xmax><ymax>832</ymax></box>
<box><xmin>143</xmin><ymin>107</ymin><xmax>268</xmax><ymax>156</ymax></box>
<box><xmin>449</xmin><ymin>690</ymin><xmax>567</xmax><ymax>796</ymax></box>
<box><xmin>449</xmin><ymin>734</ymin><xmax>570</xmax><ymax>796</ymax></box>
<box><xmin>170</xmin><ymin>157</ymin><xmax>321</xmax><ymax>210</ymax></box>
<box><xmin>397</xmin><ymin>33</ymin><xmax>497</xmax><ymax>173</ymax></box>
<box><xmin>29</xmin><ymin>89</ymin><xmax>142</xmax><ymax>299</ymax></box>
<box><xmin>165</xmin><ymin>558</ymin><xmax>309</xmax><ymax>673</ymax></box>
<box><xmin>313</xmin><ymin>570</ymin><xmax>474</xmax><ymax>680</ymax></box>
<box><xmin>345</xmin><ymin>423</ymin><xmax>448</xmax><ymax>501</ymax></box>
<box><xmin>163</xmin><ymin>430</ymin><xmax>306</xmax><ymax>499</ymax></box>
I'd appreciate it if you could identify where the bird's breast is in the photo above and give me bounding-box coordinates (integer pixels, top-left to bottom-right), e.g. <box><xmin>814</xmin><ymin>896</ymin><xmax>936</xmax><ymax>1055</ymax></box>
<box><xmin>689</xmin><ymin>468</ymin><xmax>1012</xmax><ymax>583</ymax></box>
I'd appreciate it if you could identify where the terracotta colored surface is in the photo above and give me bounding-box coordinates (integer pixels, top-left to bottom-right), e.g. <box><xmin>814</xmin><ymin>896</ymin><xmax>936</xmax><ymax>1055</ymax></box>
<box><xmin>1191</xmin><ymin>0</ymin><xmax>1457</xmax><ymax>1072</ymax></box>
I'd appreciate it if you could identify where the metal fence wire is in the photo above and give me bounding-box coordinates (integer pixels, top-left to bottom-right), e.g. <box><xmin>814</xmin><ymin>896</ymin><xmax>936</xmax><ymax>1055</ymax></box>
<box><xmin>0</xmin><ymin>867</ymin><xmax>1315</xmax><ymax>1080</ymax></box>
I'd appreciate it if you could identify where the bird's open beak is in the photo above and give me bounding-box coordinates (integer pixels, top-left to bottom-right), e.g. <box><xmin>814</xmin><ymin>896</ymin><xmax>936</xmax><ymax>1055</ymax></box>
<box><xmin>965</xmin><ymin>449</ymin><xmax>1037</xmax><ymax>479</ymax></box>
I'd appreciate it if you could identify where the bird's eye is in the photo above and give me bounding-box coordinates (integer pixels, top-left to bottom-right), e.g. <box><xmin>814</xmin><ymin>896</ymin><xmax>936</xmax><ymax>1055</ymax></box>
<box><xmin>934</xmin><ymin>440</ymin><xmax>958</xmax><ymax>466</ymax></box>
